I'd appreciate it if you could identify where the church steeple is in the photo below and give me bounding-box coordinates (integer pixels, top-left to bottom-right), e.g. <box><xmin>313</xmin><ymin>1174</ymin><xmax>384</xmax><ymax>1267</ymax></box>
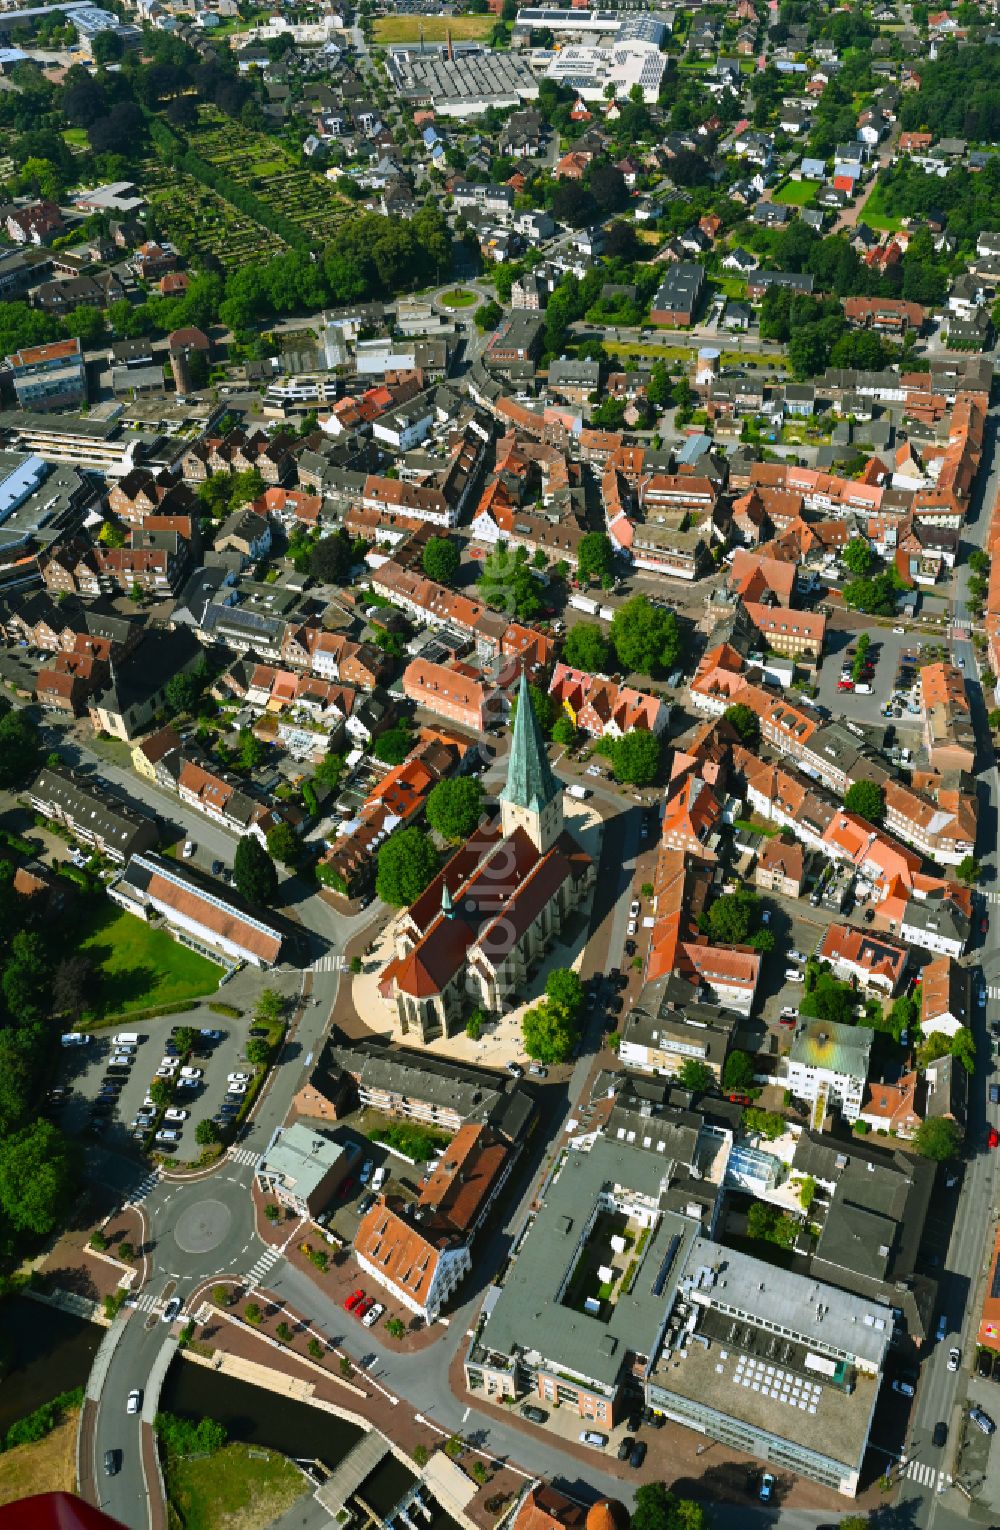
<box><xmin>500</xmin><ymin>669</ymin><xmax>563</xmax><ymax>854</ymax></box>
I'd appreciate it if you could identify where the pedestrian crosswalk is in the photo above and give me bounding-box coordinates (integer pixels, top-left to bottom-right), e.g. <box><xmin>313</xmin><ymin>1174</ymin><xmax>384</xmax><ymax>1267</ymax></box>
<box><xmin>310</xmin><ymin>952</ymin><xmax>343</xmax><ymax>973</ymax></box>
<box><xmin>245</xmin><ymin>1243</ymin><xmax>282</xmax><ymax>1290</ymax></box>
<box><xmin>902</xmin><ymin>1460</ymin><xmax>950</xmax><ymax>1491</ymax></box>
<box><xmin>124</xmin><ymin>1172</ymin><xmax>159</xmax><ymax>1206</ymax></box>
<box><xmin>228</xmin><ymin>1146</ymin><xmax>261</xmax><ymax>1168</ymax></box>
<box><xmin>129</xmin><ymin>1291</ymin><xmax>165</xmax><ymax>1315</ymax></box>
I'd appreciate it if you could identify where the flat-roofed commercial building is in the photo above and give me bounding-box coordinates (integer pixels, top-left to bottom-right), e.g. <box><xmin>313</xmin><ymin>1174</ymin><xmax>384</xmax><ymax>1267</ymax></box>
<box><xmin>647</xmin><ymin>1237</ymin><xmax>893</xmax><ymax>1496</ymax></box>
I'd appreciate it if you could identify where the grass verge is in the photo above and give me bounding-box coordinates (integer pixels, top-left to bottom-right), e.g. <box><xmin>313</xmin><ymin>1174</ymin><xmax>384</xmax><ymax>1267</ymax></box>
<box><xmin>772</xmin><ymin>178</ymin><xmax>822</xmax><ymax>206</ymax></box>
<box><xmin>0</xmin><ymin>1410</ymin><xmax>78</xmax><ymax>1506</ymax></box>
<box><xmin>165</xmin><ymin>1441</ymin><xmax>305</xmax><ymax>1530</ymax></box>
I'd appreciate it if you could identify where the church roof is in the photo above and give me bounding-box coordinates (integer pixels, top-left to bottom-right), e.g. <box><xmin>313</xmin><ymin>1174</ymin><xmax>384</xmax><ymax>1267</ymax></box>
<box><xmin>501</xmin><ymin>668</ymin><xmax>560</xmax><ymax>817</ymax></box>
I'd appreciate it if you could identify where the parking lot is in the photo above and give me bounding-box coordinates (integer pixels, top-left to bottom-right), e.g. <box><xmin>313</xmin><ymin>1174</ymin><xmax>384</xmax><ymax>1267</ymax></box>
<box><xmin>55</xmin><ymin>1014</ymin><xmax>261</xmax><ymax>1162</ymax></box>
<box><xmin>816</xmin><ymin>626</ymin><xmax>967</xmax><ymax>742</ymax></box>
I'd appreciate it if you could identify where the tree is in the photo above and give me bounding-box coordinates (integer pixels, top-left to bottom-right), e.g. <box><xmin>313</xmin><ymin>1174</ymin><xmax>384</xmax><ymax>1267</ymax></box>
<box><xmin>723</xmin><ymin>704</ymin><xmax>760</xmax><ymax>745</ymax></box>
<box><xmin>800</xmin><ymin>970</ymin><xmax>855</xmax><ymax>1027</ymax></box>
<box><xmin>610</xmin><ymin>730</ymin><xmax>661</xmax><ymax>786</ymax></box>
<box><xmin>256</xmin><ymin>989</ymin><xmax>285</xmax><ymax>1024</ymax></box>
<box><xmin>551</xmin><ymin>715</ymin><xmax>576</xmax><ymax>746</ymax></box>
<box><xmin>246</xmin><ymin>1038</ymin><xmax>270</xmax><ymax>1067</ymax></box>
<box><xmin>887</xmin><ymin>992</ymin><xmax>917</xmax><ymax>1042</ymax></box>
<box><xmin>238</xmin><ymin>727</ymin><xmax>266</xmax><ymax>772</ymax></box>
<box><xmin>843</xmin><ymin>780</ymin><xmax>884</xmax><ymax>824</ymax></box>
<box><xmin>266</xmin><ymin>821</ymin><xmax>301</xmax><ymax>867</ymax></box>
<box><xmin>0</xmin><ymin>1119</ymin><xmax>74</xmax><ymax>1241</ymax></box>
<box><xmin>610</xmin><ymin>596</ymin><xmax>682</xmax><ymax>676</ymax></box>
<box><xmin>244</xmin><ymin>1302</ymin><xmax>262</xmax><ymax>1325</ymax></box>
<box><xmin>706</xmin><ymin>889</ymin><xmax>758</xmax><ymax>946</ymax></box>
<box><xmin>577</xmin><ymin>532</ymin><xmax>615</xmax><ymax>585</ymax></box>
<box><xmin>376</xmin><ymin>827</ymin><xmax>438</xmax><ymax>906</ymax></box>
<box><xmin>0</xmin><ymin>707</ymin><xmax>41</xmax><ymax>788</ymax></box>
<box><xmin>631</xmin><ymin>1483</ymin><xmax>709</xmax><ymax>1530</ymax></box>
<box><xmin>91</xmin><ymin>29</ymin><xmax>124</xmax><ymax>65</ymax></box>
<box><xmin>195</xmin><ymin>1119</ymin><xmax>221</xmax><ymax>1146</ymax></box>
<box><xmin>233</xmin><ymin>835</ymin><xmax>278</xmax><ymax>906</ymax></box>
<box><xmin>150</xmin><ymin>1078</ymin><xmax>172</xmax><ymax>1110</ymax></box>
<box><xmin>956</xmin><ymin>855</ymin><xmax>982</xmax><ymax>886</ymax></box>
<box><xmin>798</xmin><ymin>1175</ymin><xmax>816</xmax><ymax>1211</ymax></box>
<box><xmin>722</xmin><ymin>1051</ymin><xmax>754</xmax><ymax>1092</ymax></box>
<box><xmin>914</xmin><ymin>1116</ymin><xmax>961</xmax><ymax>1162</ymax></box>
<box><xmin>842</xmin><ymin>537</ymin><xmax>875</xmax><ymax>576</ymax></box>
<box><xmin>678</xmin><ymin>1059</ymin><xmax>713</xmax><ymax>1092</ymax></box>
<box><xmin>843</xmin><ymin>572</ymin><xmax>899</xmax><ymax>617</ymax></box>
<box><xmin>51</xmin><ymin>954</ymin><xmax>93</xmax><ymax>1021</ymax></box>
<box><xmin>426</xmin><ymin>777</ymin><xmax>484</xmax><ymax>842</ymax></box>
<box><xmin>475</xmin><ymin>299</ymin><xmax>502</xmax><ymax>332</ymax></box>
<box><xmin>545</xmin><ymin>967</ymin><xmax>583</xmax><ymax>1019</ymax></box>
<box><xmin>422</xmin><ymin>536</ymin><xmax>461</xmax><ymax>585</ymax></box>
<box><xmin>743</xmin><ymin>1107</ymin><xmax>785</xmax><ymax>1141</ymax></box>
<box><xmin>747</xmin><ymin>1202</ymin><xmax>797</xmax><ymax>1249</ymax></box>
<box><xmin>165</xmin><ymin>671</ymin><xmax>202</xmax><ymax>714</ymax></box>
<box><xmin>372</xmin><ymin>724</ymin><xmax>414</xmax><ymax>765</ymax></box>
<box><xmin>510</xmin><ymin>682</ymin><xmax>556</xmax><ymax>735</ymax></box>
<box><xmin>563</xmin><ymin>623</ymin><xmax>611</xmax><ymax>672</ymax></box>
<box><xmin>951</xmin><ymin>1025</ymin><xmax>976</xmax><ymax>1074</ymax></box>
<box><xmin>522</xmin><ymin>999</ymin><xmax>578</xmax><ymax>1063</ymax></box>
<box><xmin>310</xmin><ymin>530</ymin><xmax>353</xmax><ymax>584</ymax></box>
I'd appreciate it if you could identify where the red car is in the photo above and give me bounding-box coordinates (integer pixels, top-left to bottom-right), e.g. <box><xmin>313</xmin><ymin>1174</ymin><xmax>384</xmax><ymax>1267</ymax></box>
<box><xmin>355</xmin><ymin>1296</ymin><xmax>374</xmax><ymax>1319</ymax></box>
<box><xmin>343</xmin><ymin>1288</ymin><xmax>365</xmax><ymax>1311</ymax></box>
<box><xmin>990</xmin><ymin>1128</ymin><xmax>999</xmax><ymax>1150</ymax></box>
<box><xmin>982</xmin><ymin>917</ymin><xmax>990</xmax><ymax>934</ymax></box>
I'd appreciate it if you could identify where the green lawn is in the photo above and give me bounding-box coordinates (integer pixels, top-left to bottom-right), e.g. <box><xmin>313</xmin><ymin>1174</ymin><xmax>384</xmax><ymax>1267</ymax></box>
<box><xmin>772</xmin><ymin>178</ymin><xmax>822</xmax><ymax>207</ymax></box>
<box><xmin>857</xmin><ymin>177</ymin><xmax>905</xmax><ymax>232</ymax></box>
<box><xmin>165</xmin><ymin>1443</ymin><xmax>305</xmax><ymax>1530</ymax></box>
<box><xmin>712</xmin><ymin>275</ymin><xmax>748</xmax><ymax>300</ymax></box>
<box><xmin>61</xmin><ymin>128</ymin><xmax>88</xmax><ymax>147</ymax></box>
<box><xmin>439</xmin><ymin>288</ymin><xmax>479</xmax><ymax>308</ymax></box>
<box><xmin>78</xmin><ymin>902</ymin><xmax>222</xmax><ymax>1018</ymax></box>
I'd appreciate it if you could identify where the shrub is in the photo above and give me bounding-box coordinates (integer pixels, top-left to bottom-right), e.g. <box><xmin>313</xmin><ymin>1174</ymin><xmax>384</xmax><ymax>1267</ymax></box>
<box><xmin>264</xmin><ymin>1203</ymin><xmax>281</xmax><ymax>1222</ymax></box>
<box><xmin>4</xmin><ymin>1388</ymin><xmax>83</xmax><ymax>1450</ymax></box>
<box><xmin>89</xmin><ymin>1230</ymin><xmax>109</xmax><ymax>1252</ymax></box>
<box><xmin>275</xmin><ymin>1321</ymin><xmax>293</xmax><ymax>1343</ymax></box>
<box><xmin>211</xmin><ymin>1284</ymin><xmax>230</xmax><ymax>1307</ymax></box>
<box><xmin>244</xmin><ymin>1302</ymin><xmax>263</xmax><ymax>1325</ymax></box>
<box><xmin>308</xmin><ymin>1248</ymin><xmax>329</xmax><ymax>1273</ymax></box>
<box><xmin>154</xmin><ymin>1411</ymin><xmax>226</xmax><ymax>1458</ymax></box>
<box><xmin>444</xmin><ymin>1435</ymin><xmax>464</xmax><ymax>1460</ymax></box>
<box><xmin>307</xmin><ymin>1337</ymin><xmax>323</xmax><ymax>1360</ymax></box>
<box><xmin>472</xmin><ymin>1461</ymin><xmax>488</xmax><ymax>1485</ymax></box>
<box><xmin>413</xmin><ymin>1443</ymin><xmax>429</xmax><ymax>1468</ymax></box>
<box><xmin>339</xmin><ymin>1355</ymin><xmax>353</xmax><ymax>1377</ymax></box>
<box><xmin>117</xmin><ymin>1241</ymin><xmax>134</xmax><ymax>1262</ymax></box>
<box><xmin>208</xmin><ymin>1002</ymin><xmax>241</xmax><ymax>1018</ymax></box>
<box><xmin>385</xmin><ymin>1316</ymin><xmax>406</xmax><ymax>1340</ymax></box>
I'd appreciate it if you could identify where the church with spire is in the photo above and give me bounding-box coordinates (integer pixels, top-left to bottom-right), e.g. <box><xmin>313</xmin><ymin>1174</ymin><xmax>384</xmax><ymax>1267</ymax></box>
<box><xmin>379</xmin><ymin>670</ymin><xmax>593</xmax><ymax>1044</ymax></box>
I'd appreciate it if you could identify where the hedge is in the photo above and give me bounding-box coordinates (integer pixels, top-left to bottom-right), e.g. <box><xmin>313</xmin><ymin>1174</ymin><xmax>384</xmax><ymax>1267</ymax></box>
<box><xmin>3</xmin><ymin>1388</ymin><xmax>84</xmax><ymax>1452</ymax></box>
<box><xmin>207</xmin><ymin>1001</ymin><xmax>242</xmax><ymax>1018</ymax></box>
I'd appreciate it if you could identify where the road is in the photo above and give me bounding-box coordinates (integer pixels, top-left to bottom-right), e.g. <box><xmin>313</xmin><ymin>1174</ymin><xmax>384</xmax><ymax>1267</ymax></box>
<box><xmin>897</xmin><ymin>403</ymin><xmax>1000</xmax><ymax>1528</ymax></box>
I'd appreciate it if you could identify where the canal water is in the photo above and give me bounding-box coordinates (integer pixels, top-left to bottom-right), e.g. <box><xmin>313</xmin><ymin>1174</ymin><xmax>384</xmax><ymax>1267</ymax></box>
<box><xmin>0</xmin><ymin>1296</ymin><xmax>102</xmax><ymax>1438</ymax></box>
<box><xmin>159</xmin><ymin>1361</ymin><xmax>365</xmax><ymax>1466</ymax></box>
<box><xmin>160</xmin><ymin>1361</ymin><xmax>462</xmax><ymax>1530</ymax></box>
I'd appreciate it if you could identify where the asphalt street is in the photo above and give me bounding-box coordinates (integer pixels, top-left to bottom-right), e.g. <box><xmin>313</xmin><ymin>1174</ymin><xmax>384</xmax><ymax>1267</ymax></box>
<box><xmin>898</xmin><ymin>404</ymin><xmax>1000</xmax><ymax>1529</ymax></box>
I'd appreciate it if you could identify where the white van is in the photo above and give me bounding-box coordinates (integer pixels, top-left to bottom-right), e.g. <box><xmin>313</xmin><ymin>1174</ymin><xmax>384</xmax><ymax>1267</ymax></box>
<box><xmin>784</xmin><ymin>968</ymin><xmax>803</xmax><ymax>983</ymax></box>
<box><xmin>61</xmin><ymin>1032</ymin><xmax>91</xmax><ymax>1048</ymax></box>
<box><xmin>113</xmin><ymin>1032</ymin><xmax>141</xmax><ymax>1047</ymax></box>
<box><xmin>371</xmin><ymin>1165</ymin><xmax>388</xmax><ymax>1191</ymax></box>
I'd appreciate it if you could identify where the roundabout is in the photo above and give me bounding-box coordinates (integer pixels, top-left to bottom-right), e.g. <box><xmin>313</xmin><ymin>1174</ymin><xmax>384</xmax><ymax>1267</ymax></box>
<box><xmin>172</xmin><ymin>1197</ymin><xmax>233</xmax><ymax>1257</ymax></box>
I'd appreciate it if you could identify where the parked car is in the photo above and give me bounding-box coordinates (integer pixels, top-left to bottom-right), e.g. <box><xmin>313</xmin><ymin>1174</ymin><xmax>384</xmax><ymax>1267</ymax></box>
<box><xmin>362</xmin><ymin>1302</ymin><xmax>385</xmax><ymax>1329</ymax></box>
<box><xmin>355</xmin><ymin>1297</ymin><xmax>374</xmax><ymax>1320</ymax></box>
<box><xmin>617</xmin><ymin>1437</ymin><xmax>635</xmax><ymax>1462</ymax></box>
<box><xmin>155</xmin><ymin>1128</ymin><xmax>181</xmax><ymax>1144</ymax></box>
<box><xmin>892</xmin><ymin>1379</ymin><xmax>915</xmax><ymax>1397</ymax></box>
<box><xmin>182</xmin><ymin>841</ymin><xmax>194</xmax><ymax>858</ymax></box>
<box><xmin>521</xmin><ymin>1405</ymin><xmax>548</xmax><ymax>1425</ymax></box>
<box><xmin>630</xmin><ymin>1441</ymin><xmax>647</xmax><ymax>1469</ymax></box>
<box><xmin>179</xmin><ymin>1066</ymin><xmax>203</xmax><ymax>1080</ymax></box>
<box><xmin>359</xmin><ymin>1160</ymin><xmax>374</xmax><ymax>1184</ymax></box>
<box><xmin>163</xmin><ymin>1108</ymin><xmax>189</xmax><ymax>1123</ymax></box>
<box><xmin>357</xmin><ymin>1192</ymin><xmax>376</xmax><ymax>1216</ymax></box>
<box><xmin>343</xmin><ymin>1289</ymin><xmax>365</xmax><ymax>1312</ymax></box>
<box><xmin>758</xmin><ymin>1473</ymin><xmax>775</xmax><ymax>1504</ymax></box>
<box><xmin>947</xmin><ymin>1347</ymin><xmax>961</xmax><ymax>1373</ymax></box>
<box><xmin>990</xmin><ymin>1127</ymin><xmax>999</xmax><ymax>1150</ymax></box>
<box><xmin>227</xmin><ymin>1072</ymin><xmax>252</xmax><ymax>1084</ymax></box>
<box><xmin>579</xmin><ymin>1431</ymin><xmax>608</xmax><ymax>1449</ymax></box>
<box><xmin>970</xmin><ymin>1406</ymin><xmax>996</xmax><ymax>1436</ymax></box>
